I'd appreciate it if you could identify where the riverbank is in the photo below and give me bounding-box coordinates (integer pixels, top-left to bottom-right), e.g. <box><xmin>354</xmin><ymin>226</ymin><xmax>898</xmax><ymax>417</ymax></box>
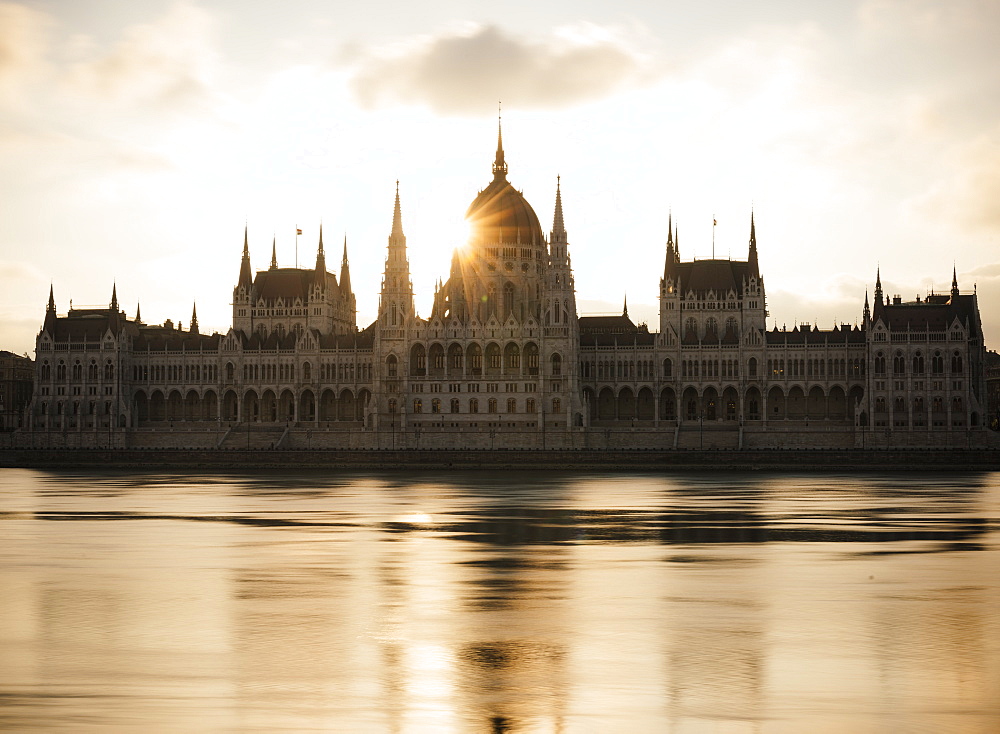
<box><xmin>2</xmin><ymin>447</ymin><xmax>998</xmax><ymax>472</ymax></box>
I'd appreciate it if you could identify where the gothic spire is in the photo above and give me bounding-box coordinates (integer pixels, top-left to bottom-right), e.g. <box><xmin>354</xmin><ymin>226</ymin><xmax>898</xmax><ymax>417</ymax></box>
<box><xmin>623</xmin><ymin>293</ymin><xmax>629</xmax><ymax>319</ymax></box>
<box><xmin>44</xmin><ymin>284</ymin><xmax>56</xmax><ymax>331</ymax></box>
<box><xmin>951</xmin><ymin>264</ymin><xmax>959</xmax><ymax>299</ymax></box>
<box><xmin>749</xmin><ymin>210</ymin><xmax>759</xmax><ymax>270</ymax></box>
<box><xmin>492</xmin><ymin>112</ymin><xmax>507</xmax><ymax>181</ymax></box>
<box><xmin>551</xmin><ymin>175</ymin><xmax>566</xmax><ymax>241</ymax></box>
<box><xmin>47</xmin><ymin>284</ymin><xmax>55</xmax><ymax>313</ymax></box>
<box><xmin>135</xmin><ymin>302</ymin><xmax>142</xmax><ymax>324</ymax></box>
<box><xmin>190</xmin><ymin>302</ymin><xmax>199</xmax><ymax>334</ymax></box>
<box><xmin>110</xmin><ymin>282</ymin><xmax>118</xmax><ymax>312</ymax></box>
<box><xmin>270</xmin><ymin>237</ymin><xmax>277</xmax><ymax>270</ymax></box>
<box><xmin>315</xmin><ymin>224</ymin><xmax>326</xmax><ymax>274</ymax></box>
<box><xmin>238</xmin><ymin>225</ymin><xmax>253</xmax><ymax>289</ymax></box>
<box><xmin>340</xmin><ymin>234</ymin><xmax>352</xmax><ymax>296</ymax></box>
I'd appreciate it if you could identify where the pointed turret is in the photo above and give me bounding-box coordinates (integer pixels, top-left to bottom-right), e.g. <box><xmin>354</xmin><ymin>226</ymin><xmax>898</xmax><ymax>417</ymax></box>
<box><xmin>873</xmin><ymin>267</ymin><xmax>884</xmax><ymax>315</ymax></box>
<box><xmin>863</xmin><ymin>290</ymin><xmax>870</xmax><ymax>326</ymax></box>
<box><xmin>135</xmin><ymin>302</ymin><xmax>142</xmax><ymax>325</ymax></box>
<box><xmin>270</xmin><ymin>237</ymin><xmax>277</xmax><ymax>270</ymax></box>
<box><xmin>664</xmin><ymin>212</ymin><xmax>675</xmax><ymax>278</ymax></box>
<box><xmin>238</xmin><ymin>226</ymin><xmax>253</xmax><ymax>289</ymax></box>
<box><xmin>380</xmin><ymin>180</ymin><xmax>414</xmax><ymax>327</ymax></box>
<box><xmin>314</xmin><ymin>225</ymin><xmax>327</xmax><ymax>287</ymax></box>
<box><xmin>108</xmin><ymin>282</ymin><xmax>121</xmax><ymax>333</ymax></box>
<box><xmin>749</xmin><ymin>210</ymin><xmax>758</xmax><ymax>271</ymax></box>
<box><xmin>44</xmin><ymin>284</ymin><xmax>56</xmax><ymax>331</ymax></box>
<box><xmin>951</xmin><ymin>264</ymin><xmax>959</xmax><ymax>299</ymax></box>
<box><xmin>190</xmin><ymin>302</ymin><xmax>199</xmax><ymax>334</ymax></box>
<box><xmin>551</xmin><ymin>175</ymin><xmax>566</xmax><ymax>242</ymax></box>
<box><xmin>110</xmin><ymin>282</ymin><xmax>118</xmax><ymax>312</ymax></box>
<box><xmin>340</xmin><ymin>235</ymin><xmax>352</xmax><ymax>297</ymax></box>
<box><xmin>623</xmin><ymin>294</ymin><xmax>629</xmax><ymax>319</ymax></box>
<box><xmin>492</xmin><ymin>117</ymin><xmax>508</xmax><ymax>181</ymax></box>
<box><xmin>675</xmin><ymin>226</ymin><xmax>680</xmax><ymax>262</ymax></box>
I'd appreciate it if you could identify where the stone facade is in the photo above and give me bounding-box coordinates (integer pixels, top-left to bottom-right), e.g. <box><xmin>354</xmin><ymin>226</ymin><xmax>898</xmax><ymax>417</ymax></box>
<box><xmin>0</xmin><ymin>351</ymin><xmax>33</xmax><ymax>430</ymax></box>
<box><xmin>23</xmin><ymin>131</ymin><xmax>992</xmax><ymax>449</ymax></box>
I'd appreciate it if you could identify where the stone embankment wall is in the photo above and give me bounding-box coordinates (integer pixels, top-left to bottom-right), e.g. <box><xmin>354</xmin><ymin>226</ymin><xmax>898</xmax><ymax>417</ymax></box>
<box><xmin>3</xmin><ymin>423</ymin><xmax>996</xmax><ymax>453</ymax></box>
<box><xmin>2</xmin><ymin>446</ymin><xmax>998</xmax><ymax>472</ymax></box>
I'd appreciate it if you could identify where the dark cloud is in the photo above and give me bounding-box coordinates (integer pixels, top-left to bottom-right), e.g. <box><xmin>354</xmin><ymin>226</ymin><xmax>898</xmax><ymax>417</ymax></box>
<box><xmin>348</xmin><ymin>24</ymin><xmax>650</xmax><ymax>114</ymax></box>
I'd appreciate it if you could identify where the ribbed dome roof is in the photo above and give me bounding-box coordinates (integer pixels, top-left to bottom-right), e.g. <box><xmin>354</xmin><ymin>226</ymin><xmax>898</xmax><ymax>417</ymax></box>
<box><xmin>465</xmin><ymin>123</ymin><xmax>544</xmax><ymax>246</ymax></box>
<box><xmin>466</xmin><ymin>177</ymin><xmax>543</xmax><ymax>245</ymax></box>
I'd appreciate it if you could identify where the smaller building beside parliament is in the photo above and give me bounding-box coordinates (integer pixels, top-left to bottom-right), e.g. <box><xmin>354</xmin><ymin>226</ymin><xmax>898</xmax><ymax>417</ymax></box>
<box><xmin>22</xmin><ymin>128</ymin><xmax>993</xmax><ymax>449</ymax></box>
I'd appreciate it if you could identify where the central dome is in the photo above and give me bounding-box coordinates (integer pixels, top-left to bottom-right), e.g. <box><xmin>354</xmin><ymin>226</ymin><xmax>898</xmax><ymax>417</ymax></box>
<box><xmin>464</xmin><ymin>126</ymin><xmax>544</xmax><ymax>246</ymax></box>
<box><xmin>466</xmin><ymin>178</ymin><xmax>544</xmax><ymax>246</ymax></box>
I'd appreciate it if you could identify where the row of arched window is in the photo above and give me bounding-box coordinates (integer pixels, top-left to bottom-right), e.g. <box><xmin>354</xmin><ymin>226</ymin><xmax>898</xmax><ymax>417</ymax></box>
<box><xmin>404</xmin><ymin>343</ymin><xmax>558</xmax><ymax>377</ymax></box>
<box><xmin>40</xmin><ymin>359</ymin><xmax>115</xmax><ymax>382</ymax></box>
<box><xmin>406</xmin><ymin>396</ymin><xmax>559</xmax><ymax>414</ymax></box>
<box><xmin>874</xmin><ymin>350</ymin><xmax>961</xmax><ymax>376</ymax></box>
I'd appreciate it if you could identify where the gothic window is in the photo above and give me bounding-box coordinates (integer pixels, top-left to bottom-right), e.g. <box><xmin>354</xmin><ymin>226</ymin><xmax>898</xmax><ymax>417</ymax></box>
<box><xmin>526</xmin><ymin>398</ymin><xmax>536</xmax><ymax>414</ymax></box>
<box><xmin>875</xmin><ymin>397</ymin><xmax>886</xmax><ymax>413</ymax></box>
<box><xmin>104</xmin><ymin>361</ymin><xmax>114</xmax><ymax>380</ymax></box>
<box><xmin>413</xmin><ymin>399</ymin><xmax>422</xmax><ymax>413</ymax></box>
<box><xmin>951</xmin><ymin>351</ymin><xmax>963</xmax><ymax>374</ymax></box>
<box><xmin>748</xmin><ymin>357</ymin><xmax>757</xmax><ymax>378</ymax></box>
<box><xmin>893</xmin><ymin>352</ymin><xmax>905</xmax><ymax>375</ymax></box>
<box><xmin>303</xmin><ymin>362</ymin><xmax>311</xmax><ymax>380</ymax></box>
<box><xmin>488</xmin><ymin>398</ymin><xmax>497</xmax><ymax>413</ymax></box>
<box><xmin>41</xmin><ymin>361</ymin><xmax>51</xmax><ymax>380</ymax></box>
<box><xmin>470</xmin><ymin>398</ymin><xmax>479</xmax><ymax>413</ymax></box>
<box><xmin>57</xmin><ymin>361</ymin><xmax>66</xmax><ymax>380</ymax></box>
<box><xmin>388</xmin><ymin>398</ymin><xmax>397</xmax><ymax>413</ymax></box>
<box><xmin>912</xmin><ymin>353</ymin><xmax>924</xmax><ymax>374</ymax></box>
<box><xmin>551</xmin><ymin>353</ymin><xmax>562</xmax><ymax>376</ymax></box>
<box><xmin>507</xmin><ymin>397</ymin><xmax>517</xmax><ymax>413</ymax></box>
<box><xmin>552</xmin><ymin>398</ymin><xmax>561</xmax><ymax>412</ymax></box>
<box><xmin>450</xmin><ymin>398</ymin><xmax>460</xmax><ymax>413</ymax></box>
<box><xmin>686</xmin><ymin>400</ymin><xmax>697</xmax><ymax>420</ymax></box>
<box><xmin>410</xmin><ymin>344</ymin><xmax>426</xmax><ymax>376</ymax></box>
<box><xmin>72</xmin><ymin>361</ymin><xmax>82</xmax><ymax>380</ymax></box>
<box><xmin>503</xmin><ymin>283</ymin><xmax>515</xmax><ymax>320</ymax></box>
<box><xmin>874</xmin><ymin>353</ymin><xmax>886</xmax><ymax>375</ymax></box>
<box><xmin>526</xmin><ymin>344</ymin><xmax>539</xmax><ymax>375</ymax></box>
<box><xmin>685</xmin><ymin>317</ymin><xmax>697</xmax><ymax>340</ymax></box>
<box><xmin>705</xmin><ymin>317</ymin><xmax>718</xmax><ymax>337</ymax></box>
<box><xmin>932</xmin><ymin>351</ymin><xmax>944</xmax><ymax>374</ymax></box>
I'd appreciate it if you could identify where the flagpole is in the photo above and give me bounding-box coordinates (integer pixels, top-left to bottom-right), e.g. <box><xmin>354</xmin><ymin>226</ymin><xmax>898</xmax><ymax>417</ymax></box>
<box><xmin>712</xmin><ymin>214</ymin><xmax>716</xmax><ymax>259</ymax></box>
<box><xmin>295</xmin><ymin>225</ymin><xmax>299</xmax><ymax>269</ymax></box>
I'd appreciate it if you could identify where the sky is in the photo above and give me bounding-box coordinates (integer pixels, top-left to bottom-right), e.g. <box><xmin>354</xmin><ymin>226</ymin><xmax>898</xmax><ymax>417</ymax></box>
<box><xmin>2</xmin><ymin>0</ymin><xmax>999</xmax><ymax>356</ymax></box>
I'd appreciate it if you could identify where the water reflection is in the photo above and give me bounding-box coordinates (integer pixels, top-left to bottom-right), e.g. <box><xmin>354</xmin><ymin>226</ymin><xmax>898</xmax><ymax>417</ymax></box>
<box><xmin>0</xmin><ymin>469</ymin><xmax>998</xmax><ymax>732</ymax></box>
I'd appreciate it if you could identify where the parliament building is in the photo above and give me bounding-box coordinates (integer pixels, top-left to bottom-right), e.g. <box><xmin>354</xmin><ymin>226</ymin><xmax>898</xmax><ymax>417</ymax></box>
<box><xmin>25</xmin><ymin>128</ymin><xmax>991</xmax><ymax>449</ymax></box>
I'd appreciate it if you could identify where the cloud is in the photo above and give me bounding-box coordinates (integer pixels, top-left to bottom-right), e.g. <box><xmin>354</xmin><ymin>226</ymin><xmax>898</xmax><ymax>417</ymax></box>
<box><xmin>65</xmin><ymin>2</ymin><xmax>217</xmax><ymax>112</ymax></box>
<box><xmin>0</xmin><ymin>2</ymin><xmax>50</xmax><ymax>103</ymax></box>
<box><xmin>347</xmin><ymin>23</ymin><xmax>653</xmax><ymax>114</ymax></box>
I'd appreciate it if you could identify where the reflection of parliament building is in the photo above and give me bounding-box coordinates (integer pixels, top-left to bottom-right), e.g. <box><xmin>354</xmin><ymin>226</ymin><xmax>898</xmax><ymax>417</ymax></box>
<box><xmin>27</xmin><ymin>128</ymin><xmax>991</xmax><ymax>449</ymax></box>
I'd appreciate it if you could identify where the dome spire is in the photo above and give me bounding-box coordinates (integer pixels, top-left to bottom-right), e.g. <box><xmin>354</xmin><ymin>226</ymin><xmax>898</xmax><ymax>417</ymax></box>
<box><xmin>492</xmin><ymin>102</ymin><xmax>507</xmax><ymax>180</ymax></box>
<box><xmin>391</xmin><ymin>180</ymin><xmax>404</xmax><ymax>240</ymax></box>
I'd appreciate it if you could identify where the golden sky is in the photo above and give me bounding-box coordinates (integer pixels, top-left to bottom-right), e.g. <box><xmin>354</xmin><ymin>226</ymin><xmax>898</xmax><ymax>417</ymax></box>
<box><xmin>2</xmin><ymin>0</ymin><xmax>998</xmax><ymax>353</ymax></box>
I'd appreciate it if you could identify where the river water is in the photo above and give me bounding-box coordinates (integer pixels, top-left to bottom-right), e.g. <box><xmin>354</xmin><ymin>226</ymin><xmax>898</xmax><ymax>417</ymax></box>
<box><xmin>1</xmin><ymin>468</ymin><xmax>998</xmax><ymax>733</ymax></box>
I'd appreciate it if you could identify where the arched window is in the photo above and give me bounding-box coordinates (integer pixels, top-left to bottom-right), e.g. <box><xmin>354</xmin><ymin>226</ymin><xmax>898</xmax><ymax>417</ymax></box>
<box><xmin>551</xmin><ymin>353</ymin><xmax>562</xmax><ymax>376</ymax></box>
<box><xmin>663</xmin><ymin>358</ymin><xmax>672</xmax><ymax>378</ymax></box>
<box><xmin>72</xmin><ymin>361</ymin><xmax>82</xmax><ymax>380</ymax></box>
<box><xmin>469</xmin><ymin>398</ymin><xmax>479</xmax><ymax>413</ymax></box>
<box><xmin>526</xmin><ymin>398</ymin><xmax>536</xmax><ymax>413</ymax></box>
<box><xmin>932</xmin><ymin>351</ymin><xmax>944</xmax><ymax>374</ymax></box>
<box><xmin>303</xmin><ymin>362</ymin><xmax>311</xmax><ymax>380</ymax></box>
<box><xmin>412</xmin><ymin>399</ymin><xmax>422</xmax><ymax>413</ymax></box>
<box><xmin>748</xmin><ymin>357</ymin><xmax>757</xmax><ymax>378</ymax></box>
<box><xmin>951</xmin><ymin>351</ymin><xmax>963</xmax><ymax>374</ymax></box>
<box><xmin>450</xmin><ymin>398</ymin><xmax>460</xmax><ymax>413</ymax></box>
<box><xmin>57</xmin><ymin>361</ymin><xmax>66</xmax><ymax>380</ymax></box>
<box><xmin>503</xmin><ymin>282</ymin><xmax>515</xmax><ymax>320</ymax></box>
<box><xmin>893</xmin><ymin>352</ymin><xmax>905</xmax><ymax>375</ymax></box>
<box><xmin>506</xmin><ymin>397</ymin><xmax>517</xmax><ymax>413</ymax></box>
<box><xmin>488</xmin><ymin>398</ymin><xmax>497</xmax><ymax>413</ymax></box>
<box><xmin>912</xmin><ymin>352</ymin><xmax>923</xmax><ymax>374</ymax></box>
